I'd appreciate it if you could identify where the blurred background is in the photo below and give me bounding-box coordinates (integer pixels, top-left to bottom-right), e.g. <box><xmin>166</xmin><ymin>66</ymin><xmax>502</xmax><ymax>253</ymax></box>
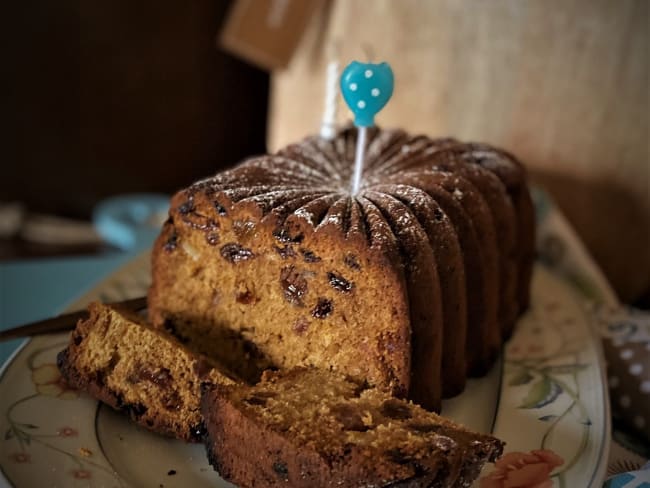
<box><xmin>1</xmin><ymin>0</ymin><xmax>648</xmax><ymax>307</ymax></box>
<box><xmin>2</xmin><ymin>1</ymin><xmax>269</xmax><ymax>258</ymax></box>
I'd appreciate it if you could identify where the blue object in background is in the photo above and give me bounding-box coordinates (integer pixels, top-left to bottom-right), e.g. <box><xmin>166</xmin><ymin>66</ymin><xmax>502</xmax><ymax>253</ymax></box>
<box><xmin>603</xmin><ymin>461</ymin><xmax>650</xmax><ymax>487</ymax></box>
<box><xmin>93</xmin><ymin>194</ymin><xmax>169</xmax><ymax>251</ymax></box>
<box><xmin>0</xmin><ymin>193</ymin><xmax>169</xmax><ymax>364</ymax></box>
<box><xmin>340</xmin><ymin>61</ymin><xmax>394</xmax><ymax>127</ymax></box>
<box><xmin>0</xmin><ymin>252</ymin><xmax>136</xmax><ymax>364</ymax></box>
<box><xmin>0</xmin><ymin>194</ymin><xmax>169</xmax><ymax>365</ymax></box>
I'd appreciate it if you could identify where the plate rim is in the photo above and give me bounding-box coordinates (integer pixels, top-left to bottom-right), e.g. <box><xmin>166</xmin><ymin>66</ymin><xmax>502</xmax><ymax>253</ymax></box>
<box><xmin>0</xmin><ymin>338</ymin><xmax>30</xmax><ymax>488</ymax></box>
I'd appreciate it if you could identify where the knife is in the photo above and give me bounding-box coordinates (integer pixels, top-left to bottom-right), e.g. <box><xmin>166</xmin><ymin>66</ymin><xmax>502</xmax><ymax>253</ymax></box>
<box><xmin>0</xmin><ymin>296</ymin><xmax>147</xmax><ymax>342</ymax></box>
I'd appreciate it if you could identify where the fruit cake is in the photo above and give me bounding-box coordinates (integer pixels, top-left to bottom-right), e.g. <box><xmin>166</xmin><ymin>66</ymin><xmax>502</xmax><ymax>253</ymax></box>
<box><xmin>148</xmin><ymin>127</ymin><xmax>535</xmax><ymax>411</ymax></box>
<box><xmin>57</xmin><ymin>302</ymin><xmax>239</xmax><ymax>442</ymax></box>
<box><xmin>201</xmin><ymin>368</ymin><xmax>504</xmax><ymax>488</ymax></box>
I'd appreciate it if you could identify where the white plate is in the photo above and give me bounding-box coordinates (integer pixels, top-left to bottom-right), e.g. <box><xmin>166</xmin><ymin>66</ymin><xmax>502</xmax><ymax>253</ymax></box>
<box><xmin>0</xmin><ymin>255</ymin><xmax>609</xmax><ymax>487</ymax></box>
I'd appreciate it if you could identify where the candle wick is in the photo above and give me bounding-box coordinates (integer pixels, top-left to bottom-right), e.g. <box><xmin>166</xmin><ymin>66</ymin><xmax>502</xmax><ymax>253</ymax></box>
<box><xmin>351</xmin><ymin>127</ymin><xmax>367</xmax><ymax>195</ymax></box>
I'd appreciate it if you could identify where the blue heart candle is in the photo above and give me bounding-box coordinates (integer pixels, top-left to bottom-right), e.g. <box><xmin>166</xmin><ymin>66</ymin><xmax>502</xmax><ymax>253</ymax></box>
<box><xmin>340</xmin><ymin>61</ymin><xmax>394</xmax><ymax>127</ymax></box>
<box><xmin>340</xmin><ymin>61</ymin><xmax>394</xmax><ymax>194</ymax></box>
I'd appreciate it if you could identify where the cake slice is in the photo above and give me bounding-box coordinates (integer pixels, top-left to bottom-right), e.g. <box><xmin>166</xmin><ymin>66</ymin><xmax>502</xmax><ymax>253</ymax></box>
<box><xmin>57</xmin><ymin>302</ymin><xmax>239</xmax><ymax>442</ymax></box>
<box><xmin>201</xmin><ymin>368</ymin><xmax>504</xmax><ymax>487</ymax></box>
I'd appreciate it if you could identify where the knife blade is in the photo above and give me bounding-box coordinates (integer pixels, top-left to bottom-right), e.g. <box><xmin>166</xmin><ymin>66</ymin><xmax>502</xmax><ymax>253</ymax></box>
<box><xmin>0</xmin><ymin>296</ymin><xmax>147</xmax><ymax>342</ymax></box>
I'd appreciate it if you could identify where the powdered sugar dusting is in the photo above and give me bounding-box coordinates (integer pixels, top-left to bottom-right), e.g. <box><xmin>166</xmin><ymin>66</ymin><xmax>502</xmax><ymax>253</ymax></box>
<box><xmin>325</xmin><ymin>214</ymin><xmax>341</xmax><ymax>225</ymax></box>
<box><xmin>197</xmin><ymin>127</ymin><xmax>521</xmax><ymax>251</ymax></box>
<box><xmin>294</xmin><ymin>207</ymin><xmax>316</xmax><ymax>226</ymax></box>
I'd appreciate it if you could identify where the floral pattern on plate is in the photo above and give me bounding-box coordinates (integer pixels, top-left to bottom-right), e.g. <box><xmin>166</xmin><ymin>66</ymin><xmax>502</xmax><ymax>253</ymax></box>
<box><xmin>483</xmin><ymin>264</ymin><xmax>610</xmax><ymax>487</ymax></box>
<box><xmin>480</xmin><ymin>449</ymin><xmax>564</xmax><ymax>488</ymax></box>
<box><xmin>2</xmin><ymin>341</ymin><xmax>125</xmax><ymax>487</ymax></box>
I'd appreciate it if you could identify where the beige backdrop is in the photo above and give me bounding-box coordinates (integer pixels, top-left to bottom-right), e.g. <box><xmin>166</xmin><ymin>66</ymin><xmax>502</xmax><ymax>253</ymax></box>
<box><xmin>269</xmin><ymin>0</ymin><xmax>649</xmax><ymax>303</ymax></box>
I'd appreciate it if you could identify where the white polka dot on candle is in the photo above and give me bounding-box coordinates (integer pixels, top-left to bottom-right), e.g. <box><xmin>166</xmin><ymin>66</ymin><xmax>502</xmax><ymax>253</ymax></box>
<box><xmin>619</xmin><ymin>395</ymin><xmax>631</xmax><ymax>408</ymax></box>
<box><xmin>641</xmin><ymin>381</ymin><xmax>650</xmax><ymax>394</ymax></box>
<box><xmin>634</xmin><ymin>416</ymin><xmax>646</xmax><ymax>429</ymax></box>
<box><xmin>609</xmin><ymin>376</ymin><xmax>620</xmax><ymax>388</ymax></box>
<box><xmin>357</xmin><ymin>100</ymin><xmax>366</xmax><ymax>109</ymax></box>
<box><xmin>365</xmin><ymin>69</ymin><xmax>373</xmax><ymax>78</ymax></box>
<box><xmin>349</xmin><ymin>83</ymin><xmax>358</xmax><ymax>91</ymax></box>
<box><xmin>620</xmin><ymin>349</ymin><xmax>634</xmax><ymax>360</ymax></box>
<box><xmin>371</xmin><ymin>88</ymin><xmax>380</xmax><ymax>97</ymax></box>
<box><xmin>629</xmin><ymin>363</ymin><xmax>643</xmax><ymax>376</ymax></box>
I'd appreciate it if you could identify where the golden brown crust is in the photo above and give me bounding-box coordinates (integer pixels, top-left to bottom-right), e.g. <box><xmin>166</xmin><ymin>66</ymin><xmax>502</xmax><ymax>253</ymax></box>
<box><xmin>373</xmin><ymin>183</ymin><xmax>467</xmax><ymax>398</ymax></box>
<box><xmin>393</xmin><ymin>171</ymin><xmax>499</xmax><ymax>377</ymax></box>
<box><xmin>464</xmin><ymin>144</ymin><xmax>536</xmax><ymax>317</ymax></box>
<box><xmin>428</xmin><ymin>148</ymin><xmax>519</xmax><ymax>337</ymax></box>
<box><xmin>362</xmin><ymin>192</ymin><xmax>443</xmax><ymax>411</ymax></box>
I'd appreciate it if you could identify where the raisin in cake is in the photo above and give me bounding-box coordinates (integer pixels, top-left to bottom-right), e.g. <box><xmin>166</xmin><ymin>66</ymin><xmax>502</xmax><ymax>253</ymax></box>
<box><xmin>57</xmin><ymin>303</ymin><xmax>238</xmax><ymax>442</ymax></box>
<box><xmin>149</xmin><ymin>127</ymin><xmax>535</xmax><ymax>411</ymax></box>
<box><xmin>202</xmin><ymin>368</ymin><xmax>504</xmax><ymax>488</ymax></box>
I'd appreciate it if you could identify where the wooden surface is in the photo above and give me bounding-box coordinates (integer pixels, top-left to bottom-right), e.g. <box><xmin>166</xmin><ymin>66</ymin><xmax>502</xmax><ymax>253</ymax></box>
<box><xmin>269</xmin><ymin>0</ymin><xmax>649</xmax><ymax>303</ymax></box>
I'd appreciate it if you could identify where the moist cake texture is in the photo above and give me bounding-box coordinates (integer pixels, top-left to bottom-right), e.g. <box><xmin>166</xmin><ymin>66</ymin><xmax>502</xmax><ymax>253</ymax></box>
<box><xmin>202</xmin><ymin>368</ymin><xmax>504</xmax><ymax>487</ymax></box>
<box><xmin>57</xmin><ymin>303</ymin><xmax>238</xmax><ymax>442</ymax></box>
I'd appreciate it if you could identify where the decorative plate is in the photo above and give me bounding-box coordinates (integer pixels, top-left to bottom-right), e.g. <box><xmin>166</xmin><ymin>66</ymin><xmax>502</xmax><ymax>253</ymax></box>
<box><xmin>0</xmin><ymin>254</ymin><xmax>609</xmax><ymax>488</ymax></box>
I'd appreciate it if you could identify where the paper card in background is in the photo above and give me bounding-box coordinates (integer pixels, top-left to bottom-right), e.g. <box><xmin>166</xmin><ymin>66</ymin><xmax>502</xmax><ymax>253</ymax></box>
<box><xmin>220</xmin><ymin>0</ymin><xmax>321</xmax><ymax>70</ymax></box>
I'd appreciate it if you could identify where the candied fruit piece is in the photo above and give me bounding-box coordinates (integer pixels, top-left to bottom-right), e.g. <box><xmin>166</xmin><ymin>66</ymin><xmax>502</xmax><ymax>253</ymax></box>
<box><xmin>280</xmin><ymin>266</ymin><xmax>308</xmax><ymax>306</ymax></box>
<box><xmin>328</xmin><ymin>272</ymin><xmax>354</xmax><ymax>293</ymax></box>
<box><xmin>220</xmin><ymin>243</ymin><xmax>255</xmax><ymax>263</ymax></box>
<box><xmin>312</xmin><ymin>298</ymin><xmax>333</xmax><ymax>319</ymax></box>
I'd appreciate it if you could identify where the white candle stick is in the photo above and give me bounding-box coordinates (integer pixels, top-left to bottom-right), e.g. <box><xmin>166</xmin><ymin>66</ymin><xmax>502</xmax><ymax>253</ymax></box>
<box><xmin>320</xmin><ymin>60</ymin><xmax>340</xmax><ymax>140</ymax></box>
<box><xmin>351</xmin><ymin>126</ymin><xmax>367</xmax><ymax>195</ymax></box>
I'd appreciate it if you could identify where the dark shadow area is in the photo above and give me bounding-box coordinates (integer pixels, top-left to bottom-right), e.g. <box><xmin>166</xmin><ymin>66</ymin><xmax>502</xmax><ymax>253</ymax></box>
<box><xmin>2</xmin><ymin>0</ymin><xmax>269</xmax><ymax>219</ymax></box>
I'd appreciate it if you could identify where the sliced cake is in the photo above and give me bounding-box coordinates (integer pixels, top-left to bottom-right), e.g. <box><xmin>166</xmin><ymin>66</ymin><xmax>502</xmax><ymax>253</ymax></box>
<box><xmin>57</xmin><ymin>302</ymin><xmax>239</xmax><ymax>442</ymax></box>
<box><xmin>201</xmin><ymin>368</ymin><xmax>504</xmax><ymax>488</ymax></box>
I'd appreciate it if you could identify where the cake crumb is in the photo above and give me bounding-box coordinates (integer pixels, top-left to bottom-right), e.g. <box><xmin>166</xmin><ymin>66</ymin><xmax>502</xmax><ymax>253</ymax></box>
<box><xmin>167</xmin><ymin>469</ymin><xmax>177</xmax><ymax>476</ymax></box>
<box><xmin>78</xmin><ymin>447</ymin><xmax>92</xmax><ymax>457</ymax></box>
<box><xmin>362</xmin><ymin>411</ymin><xmax>374</xmax><ymax>427</ymax></box>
